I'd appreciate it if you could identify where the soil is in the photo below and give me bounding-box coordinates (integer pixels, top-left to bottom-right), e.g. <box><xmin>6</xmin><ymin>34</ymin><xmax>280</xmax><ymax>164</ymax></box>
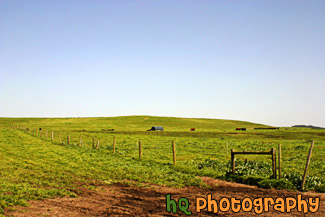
<box><xmin>4</xmin><ymin>177</ymin><xmax>324</xmax><ymax>217</ymax></box>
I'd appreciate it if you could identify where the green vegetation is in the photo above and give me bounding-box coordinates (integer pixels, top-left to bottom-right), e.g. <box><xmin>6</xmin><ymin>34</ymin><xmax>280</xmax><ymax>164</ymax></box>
<box><xmin>0</xmin><ymin>116</ymin><xmax>324</xmax><ymax>214</ymax></box>
<box><xmin>200</xmin><ymin>159</ymin><xmax>324</xmax><ymax>192</ymax></box>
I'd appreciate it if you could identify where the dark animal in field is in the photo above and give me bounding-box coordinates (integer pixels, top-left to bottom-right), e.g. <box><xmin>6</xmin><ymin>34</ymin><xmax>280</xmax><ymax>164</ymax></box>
<box><xmin>102</xmin><ymin>129</ymin><xmax>114</xmax><ymax>132</ymax></box>
<box><xmin>190</xmin><ymin>128</ymin><xmax>195</xmax><ymax>131</ymax></box>
<box><xmin>236</xmin><ymin>128</ymin><xmax>246</xmax><ymax>131</ymax></box>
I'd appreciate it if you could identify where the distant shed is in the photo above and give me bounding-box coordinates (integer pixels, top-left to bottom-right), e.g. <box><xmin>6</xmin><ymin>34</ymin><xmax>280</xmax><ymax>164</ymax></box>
<box><xmin>147</xmin><ymin>126</ymin><xmax>164</xmax><ymax>131</ymax></box>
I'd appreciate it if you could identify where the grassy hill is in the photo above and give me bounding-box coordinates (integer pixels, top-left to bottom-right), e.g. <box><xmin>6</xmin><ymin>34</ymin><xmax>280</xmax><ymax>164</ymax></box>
<box><xmin>0</xmin><ymin>115</ymin><xmax>271</xmax><ymax>132</ymax></box>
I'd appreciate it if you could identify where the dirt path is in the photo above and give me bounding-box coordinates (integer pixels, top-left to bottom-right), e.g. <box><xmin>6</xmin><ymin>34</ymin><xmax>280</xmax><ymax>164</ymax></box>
<box><xmin>4</xmin><ymin>178</ymin><xmax>324</xmax><ymax>216</ymax></box>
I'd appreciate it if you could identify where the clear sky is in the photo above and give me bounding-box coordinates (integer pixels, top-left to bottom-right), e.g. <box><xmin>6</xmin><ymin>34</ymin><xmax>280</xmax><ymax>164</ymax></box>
<box><xmin>1</xmin><ymin>0</ymin><xmax>324</xmax><ymax>127</ymax></box>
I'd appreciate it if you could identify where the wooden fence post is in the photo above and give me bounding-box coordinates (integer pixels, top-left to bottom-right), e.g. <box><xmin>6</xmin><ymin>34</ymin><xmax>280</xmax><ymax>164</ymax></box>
<box><xmin>113</xmin><ymin>136</ymin><xmax>116</xmax><ymax>153</ymax></box>
<box><xmin>40</xmin><ymin>129</ymin><xmax>42</xmax><ymax>137</ymax></box>
<box><xmin>59</xmin><ymin>133</ymin><xmax>61</xmax><ymax>143</ymax></box>
<box><xmin>93</xmin><ymin>137</ymin><xmax>95</xmax><ymax>148</ymax></box>
<box><xmin>51</xmin><ymin>131</ymin><xmax>54</xmax><ymax>141</ymax></box>
<box><xmin>271</xmin><ymin>148</ymin><xmax>277</xmax><ymax>179</ymax></box>
<box><xmin>301</xmin><ymin>140</ymin><xmax>314</xmax><ymax>190</ymax></box>
<box><xmin>172</xmin><ymin>140</ymin><xmax>176</xmax><ymax>165</ymax></box>
<box><xmin>139</xmin><ymin>141</ymin><xmax>142</xmax><ymax>159</ymax></box>
<box><xmin>79</xmin><ymin>135</ymin><xmax>82</xmax><ymax>147</ymax></box>
<box><xmin>274</xmin><ymin>148</ymin><xmax>277</xmax><ymax>179</ymax></box>
<box><xmin>67</xmin><ymin>135</ymin><xmax>70</xmax><ymax>145</ymax></box>
<box><xmin>278</xmin><ymin>144</ymin><xmax>281</xmax><ymax>179</ymax></box>
<box><xmin>96</xmin><ymin>140</ymin><xmax>100</xmax><ymax>150</ymax></box>
<box><xmin>231</xmin><ymin>149</ymin><xmax>235</xmax><ymax>174</ymax></box>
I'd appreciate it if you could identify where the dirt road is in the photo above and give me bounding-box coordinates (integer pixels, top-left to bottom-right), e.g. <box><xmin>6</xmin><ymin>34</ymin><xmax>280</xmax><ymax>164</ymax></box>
<box><xmin>5</xmin><ymin>177</ymin><xmax>324</xmax><ymax>216</ymax></box>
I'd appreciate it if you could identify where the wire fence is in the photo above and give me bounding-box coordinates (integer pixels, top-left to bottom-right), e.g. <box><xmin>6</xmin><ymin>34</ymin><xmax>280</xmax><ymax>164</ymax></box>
<box><xmin>8</xmin><ymin>125</ymin><xmax>325</xmax><ymax>180</ymax></box>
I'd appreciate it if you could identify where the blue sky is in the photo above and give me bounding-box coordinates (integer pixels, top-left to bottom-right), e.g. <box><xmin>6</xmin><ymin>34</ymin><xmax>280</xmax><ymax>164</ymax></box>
<box><xmin>1</xmin><ymin>0</ymin><xmax>324</xmax><ymax>127</ymax></box>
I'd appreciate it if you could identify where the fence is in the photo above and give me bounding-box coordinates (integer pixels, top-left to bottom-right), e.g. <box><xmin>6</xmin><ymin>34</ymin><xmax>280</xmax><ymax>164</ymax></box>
<box><xmin>12</xmin><ymin>126</ymin><xmax>179</xmax><ymax>165</ymax></box>
<box><xmin>9</xmin><ymin>125</ymin><xmax>315</xmax><ymax>186</ymax></box>
<box><xmin>231</xmin><ymin>149</ymin><xmax>278</xmax><ymax>179</ymax></box>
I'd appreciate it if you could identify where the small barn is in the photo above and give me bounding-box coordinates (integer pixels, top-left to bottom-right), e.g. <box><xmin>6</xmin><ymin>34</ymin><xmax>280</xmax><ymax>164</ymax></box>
<box><xmin>147</xmin><ymin>126</ymin><xmax>164</xmax><ymax>131</ymax></box>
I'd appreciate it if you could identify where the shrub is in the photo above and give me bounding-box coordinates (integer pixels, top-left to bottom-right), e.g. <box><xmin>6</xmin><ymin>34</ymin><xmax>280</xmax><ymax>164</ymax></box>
<box><xmin>283</xmin><ymin>173</ymin><xmax>324</xmax><ymax>191</ymax></box>
<box><xmin>257</xmin><ymin>179</ymin><xmax>296</xmax><ymax>190</ymax></box>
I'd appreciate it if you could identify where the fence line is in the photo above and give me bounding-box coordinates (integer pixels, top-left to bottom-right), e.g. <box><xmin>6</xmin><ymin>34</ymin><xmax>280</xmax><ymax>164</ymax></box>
<box><xmin>11</xmin><ymin>126</ymin><xmax>306</xmax><ymax>181</ymax></box>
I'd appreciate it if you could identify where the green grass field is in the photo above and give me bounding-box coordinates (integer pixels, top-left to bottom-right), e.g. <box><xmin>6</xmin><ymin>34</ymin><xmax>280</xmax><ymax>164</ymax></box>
<box><xmin>0</xmin><ymin>116</ymin><xmax>324</xmax><ymax>214</ymax></box>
